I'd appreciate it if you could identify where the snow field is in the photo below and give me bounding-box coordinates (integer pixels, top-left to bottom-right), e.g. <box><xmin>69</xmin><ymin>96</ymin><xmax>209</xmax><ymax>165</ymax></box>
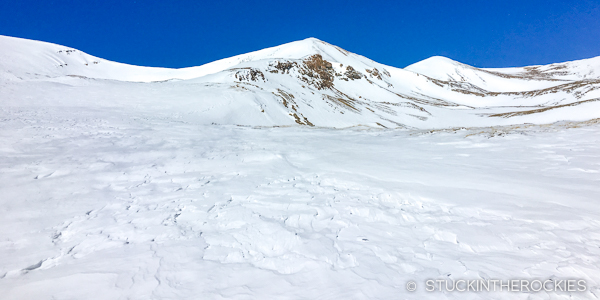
<box><xmin>2</xmin><ymin>34</ymin><xmax>600</xmax><ymax>299</ymax></box>
<box><xmin>1</xmin><ymin>107</ymin><xmax>599</xmax><ymax>299</ymax></box>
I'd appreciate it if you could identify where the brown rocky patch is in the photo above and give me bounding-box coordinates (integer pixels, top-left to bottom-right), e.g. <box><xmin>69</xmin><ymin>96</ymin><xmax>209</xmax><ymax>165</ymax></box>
<box><xmin>273</xmin><ymin>61</ymin><xmax>297</xmax><ymax>74</ymax></box>
<box><xmin>233</xmin><ymin>68</ymin><xmax>266</xmax><ymax>82</ymax></box>
<box><xmin>299</xmin><ymin>54</ymin><xmax>335</xmax><ymax>90</ymax></box>
<box><xmin>488</xmin><ymin>98</ymin><xmax>600</xmax><ymax>118</ymax></box>
<box><xmin>272</xmin><ymin>89</ymin><xmax>296</xmax><ymax>108</ymax></box>
<box><xmin>365</xmin><ymin>68</ymin><xmax>383</xmax><ymax>80</ymax></box>
<box><xmin>344</xmin><ymin>66</ymin><xmax>363</xmax><ymax>80</ymax></box>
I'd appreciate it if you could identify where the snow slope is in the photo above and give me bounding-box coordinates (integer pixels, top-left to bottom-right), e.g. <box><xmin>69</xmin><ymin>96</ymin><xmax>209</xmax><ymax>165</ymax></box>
<box><xmin>405</xmin><ymin>55</ymin><xmax>600</xmax><ymax>91</ymax></box>
<box><xmin>1</xmin><ymin>35</ymin><xmax>600</xmax><ymax>299</ymax></box>
<box><xmin>1</xmin><ymin>110</ymin><xmax>599</xmax><ymax>299</ymax></box>
<box><xmin>0</xmin><ymin>35</ymin><xmax>381</xmax><ymax>82</ymax></box>
<box><xmin>2</xmin><ymin>35</ymin><xmax>600</xmax><ymax>129</ymax></box>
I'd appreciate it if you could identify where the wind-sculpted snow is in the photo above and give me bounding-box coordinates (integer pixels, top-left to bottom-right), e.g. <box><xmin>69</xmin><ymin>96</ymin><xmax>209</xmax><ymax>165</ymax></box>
<box><xmin>1</xmin><ymin>107</ymin><xmax>599</xmax><ymax>299</ymax></box>
<box><xmin>1</xmin><ymin>35</ymin><xmax>600</xmax><ymax>299</ymax></box>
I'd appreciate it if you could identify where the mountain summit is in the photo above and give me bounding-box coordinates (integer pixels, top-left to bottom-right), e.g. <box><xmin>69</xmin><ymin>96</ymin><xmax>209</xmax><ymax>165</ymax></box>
<box><xmin>1</xmin><ymin>35</ymin><xmax>599</xmax><ymax>129</ymax></box>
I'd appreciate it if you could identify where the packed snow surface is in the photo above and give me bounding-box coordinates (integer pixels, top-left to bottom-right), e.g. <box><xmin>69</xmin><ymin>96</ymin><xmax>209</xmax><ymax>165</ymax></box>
<box><xmin>1</xmin><ymin>35</ymin><xmax>600</xmax><ymax>299</ymax></box>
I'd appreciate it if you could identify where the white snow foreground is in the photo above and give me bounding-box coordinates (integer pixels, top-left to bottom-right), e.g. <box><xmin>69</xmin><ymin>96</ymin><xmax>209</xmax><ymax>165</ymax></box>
<box><xmin>1</xmin><ymin>35</ymin><xmax>600</xmax><ymax>299</ymax></box>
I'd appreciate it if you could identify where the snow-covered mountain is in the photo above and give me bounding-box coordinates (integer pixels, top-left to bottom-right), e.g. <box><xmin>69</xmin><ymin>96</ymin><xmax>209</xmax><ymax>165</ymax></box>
<box><xmin>2</xmin><ymin>35</ymin><xmax>599</xmax><ymax>129</ymax></box>
<box><xmin>2</xmin><ymin>35</ymin><xmax>600</xmax><ymax>299</ymax></box>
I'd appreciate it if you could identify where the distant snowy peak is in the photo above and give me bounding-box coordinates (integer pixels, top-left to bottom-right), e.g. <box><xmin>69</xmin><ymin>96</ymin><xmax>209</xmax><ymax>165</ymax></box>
<box><xmin>405</xmin><ymin>55</ymin><xmax>600</xmax><ymax>92</ymax></box>
<box><xmin>485</xmin><ymin>56</ymin><xmax>600</xmax><ymax>81</ymax></box>
<box><xmin>0</xmin><ymin>35</ymin><xmax>184</xmax><ymax>82</ymax></box>
<box><xmin>2</xmin><ymin>34</ymin><xmax>600</xmax><ymax>129</ymax></box>
<box><xmin>0</xmin><ymin>35</ymin><xmax>379</xmax><ymax>82</ymax></box>
<box><xmin>3</xmin><ymin>34</ymin><xmax>599</xmax><ymax>84</ymax></box>
<box><xmin>404</xmin><ymin>56</ymin><xmax>465</xmax><ymax>79</ymax></box>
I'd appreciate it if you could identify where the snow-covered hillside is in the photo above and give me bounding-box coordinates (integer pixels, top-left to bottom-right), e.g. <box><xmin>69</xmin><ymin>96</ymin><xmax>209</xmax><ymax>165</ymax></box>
<box><xmin>1</xmin><ymin>35</ymin><xmax>600</xmax><ymax>299</ymax></box>
<box><xmin>2</xmin><ymin>35</ymin><xmax>600</xmax><ymax>129</ymax></box>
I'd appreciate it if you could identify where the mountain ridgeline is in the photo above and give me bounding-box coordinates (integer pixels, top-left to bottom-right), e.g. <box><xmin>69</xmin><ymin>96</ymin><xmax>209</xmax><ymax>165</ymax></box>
<box><xmin>1</xmin><ymin>35</ymin><xmax>600</xmax><ymax>129</ymax></box>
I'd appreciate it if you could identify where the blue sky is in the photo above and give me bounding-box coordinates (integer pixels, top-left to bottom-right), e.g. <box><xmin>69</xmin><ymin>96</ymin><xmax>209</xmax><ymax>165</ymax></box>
<box><xmin>1</xmin><ymin>0</ymin><xmax>599</xmax><ymax>68</ymax></box>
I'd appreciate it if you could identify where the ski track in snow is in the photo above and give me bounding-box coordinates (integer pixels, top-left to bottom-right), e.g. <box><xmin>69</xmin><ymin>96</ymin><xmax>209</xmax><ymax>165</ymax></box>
<box><xmin>1</xmin><ymin>108</ymin><xmax>599</xmax><ymax>299</ymax></box>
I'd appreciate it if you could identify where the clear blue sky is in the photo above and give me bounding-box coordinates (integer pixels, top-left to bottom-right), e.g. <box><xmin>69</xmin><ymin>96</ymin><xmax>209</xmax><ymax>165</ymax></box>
<box><xmin>1</xmin><ymin>0</ymin><xmax>599</xmax><ymax>69</ymax></box>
